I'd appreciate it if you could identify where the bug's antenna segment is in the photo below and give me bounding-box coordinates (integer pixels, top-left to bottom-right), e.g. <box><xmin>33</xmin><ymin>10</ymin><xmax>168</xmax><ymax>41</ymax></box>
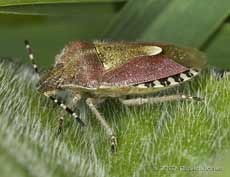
<box><xmin>49</xmin><ymin>95</ymin><xmax>85</xmax><ymax>127</ymax></box>
<box><xmin>24</xmin><ymin>40</ymin><xmax>39</xmax><ymax>74</ymax></box>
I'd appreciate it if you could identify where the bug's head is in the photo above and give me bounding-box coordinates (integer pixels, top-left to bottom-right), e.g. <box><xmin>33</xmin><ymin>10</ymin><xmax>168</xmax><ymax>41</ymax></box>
<box><xmin>163</xmin><ymin>45</ymin><xmax>207</xmax><ymax>70</ymax></box>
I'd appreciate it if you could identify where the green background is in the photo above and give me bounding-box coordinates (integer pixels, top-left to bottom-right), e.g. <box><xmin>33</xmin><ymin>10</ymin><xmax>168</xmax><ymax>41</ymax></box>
<box><xmin>0</xmin><ymin>0</ymin><xmax>229</xmax><ymax>69</ymax></box>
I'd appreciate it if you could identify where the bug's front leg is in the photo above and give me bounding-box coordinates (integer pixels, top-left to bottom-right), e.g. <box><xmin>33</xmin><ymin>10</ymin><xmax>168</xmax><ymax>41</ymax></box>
<box><xmin>56</xmin><ymin>95</ymin><xmax>80</xmax><ymax>134</ymax></box>
<box><xmin>119</xmin><ymin>94</ymin><xmax>203</xmax><ymax>106</ymax></box>
<box><xmin>43</xmin><ymin>92</ymin><xmax>85</xmax><ymax>134</ymax></box>
<box><xmin>56</xmin><ymin>94</ymin><xmax>83</xmax><ymax>134</ymax></box>
<box><xmin>86</xmin><ymin>98</ymin><xmax>117</xmax><ymax>153</ymax></box>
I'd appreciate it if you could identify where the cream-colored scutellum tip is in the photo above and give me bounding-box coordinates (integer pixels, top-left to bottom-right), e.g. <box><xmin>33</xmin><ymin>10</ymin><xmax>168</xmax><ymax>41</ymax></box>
<box><xmin>145</xmin><ymin>46</ymin><xmax>162</xmax><ymax>56</ymax></box>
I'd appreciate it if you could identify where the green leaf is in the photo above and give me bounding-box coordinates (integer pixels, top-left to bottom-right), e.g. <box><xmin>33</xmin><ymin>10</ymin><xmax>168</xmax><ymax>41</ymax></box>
<box><xmin>103</xmin><ymin>0</ymin><xmax>230</xmax><ymax>48</ymax></box>
<box><xmin>0</xmin><ymin>147</ymin><xmax>30</xmax><ymax>177</ymax></box>
<box><xmin>1</xmin><ymin>60</ymin><xmax>230</xmax><ymax>177</ymax></box>
<box><xmin>103</xmin><ymin>0</ymin><xmax>171</xmax><ymax>40</ymax></box>
<box><xmin>0</xmin><ymin>3</ymin><xmax>121</xmax><ymax>16</ymax></box>
<box><xmin>0</xmin><ymin>0</ymin><xmax>127</xmax><ymax>7</ymax></box>
<box><xmin>140</xmin><ymin>0</ymin><xmax>230</xmax><ymax>47</ymax></box>
<box><xmin>0</xmin><ymin>0</ymin><xmax>126</xmax><ymax>16</ymax></box>
<box><xmin>204</xmin><ymin>23</ymin><xmax>230</xmax><ymax>68</ymax></box>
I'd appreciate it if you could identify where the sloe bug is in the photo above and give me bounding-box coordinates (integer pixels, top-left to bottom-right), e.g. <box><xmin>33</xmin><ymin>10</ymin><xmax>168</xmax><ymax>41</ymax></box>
<box><xmin>24</xmin><ymin>40</ymin><xmax>207</xmax><ymax>153</ymax></box>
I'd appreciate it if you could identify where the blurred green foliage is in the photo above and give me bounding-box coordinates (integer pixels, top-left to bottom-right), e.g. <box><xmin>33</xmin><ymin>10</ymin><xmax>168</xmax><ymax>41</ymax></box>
<box><xmin>0</xmin><ymin>0</ymin><xmax>229</xmax><ymax>68</ymax></box>
<box><xmin>0</xmin><ymin>1</ymin><xmax>125</xmax><ymax>68</ymax></box>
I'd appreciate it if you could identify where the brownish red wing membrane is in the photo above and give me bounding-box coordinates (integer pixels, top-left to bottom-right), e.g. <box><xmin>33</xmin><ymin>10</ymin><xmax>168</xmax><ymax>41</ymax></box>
<box><xmin>101</xmin><ymin>55</ymin><xmax>189</xmax><ymax>86</ymax></box>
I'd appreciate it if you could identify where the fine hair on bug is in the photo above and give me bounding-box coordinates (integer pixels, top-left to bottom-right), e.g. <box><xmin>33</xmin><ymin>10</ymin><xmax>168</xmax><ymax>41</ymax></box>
<box><xmin>24</xmin><ymin>40</ymin><xmax>207</xmax><ymax>153</ymax></box>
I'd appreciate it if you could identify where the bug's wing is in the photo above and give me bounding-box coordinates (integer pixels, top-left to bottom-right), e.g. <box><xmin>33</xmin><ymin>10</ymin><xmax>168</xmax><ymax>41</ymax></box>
<box><xmin>101</xmin><ymin>55</ymin><xmax>189</xmax><ymax>86</ymax></box>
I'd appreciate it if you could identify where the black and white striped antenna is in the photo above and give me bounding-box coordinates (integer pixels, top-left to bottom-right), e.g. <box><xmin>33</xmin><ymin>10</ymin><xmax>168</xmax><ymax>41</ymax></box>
<box><xmin>24</xmin><ymin>40</ymin><xmax>39</xmax><ymax>74</ymax></box>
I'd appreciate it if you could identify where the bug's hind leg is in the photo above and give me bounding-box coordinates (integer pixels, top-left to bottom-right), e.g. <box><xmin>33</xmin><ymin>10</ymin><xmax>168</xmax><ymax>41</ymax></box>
<box><xmin>86</xmin><ymin>98</ymin><xmax>117</xmax><ymax>153</ymax></box>
<box><xmin>24</xmin><ymin>40</ymin><xmax>39</xmax><ymax>74</ymax></box>
<box><xmin>119</xmin><ymin>94</ymin><xmax>203</xmax><ymax>106</ymax></box>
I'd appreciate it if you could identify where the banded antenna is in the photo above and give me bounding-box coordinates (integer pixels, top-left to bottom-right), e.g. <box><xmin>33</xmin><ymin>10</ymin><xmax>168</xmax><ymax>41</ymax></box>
<box><xmin>24</xmin><ymin>40</ymin><xmax>39</xmax><ymax>74</ymax></box>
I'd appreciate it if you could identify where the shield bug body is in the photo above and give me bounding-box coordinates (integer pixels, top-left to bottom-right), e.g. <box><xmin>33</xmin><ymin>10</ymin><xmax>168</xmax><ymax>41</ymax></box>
<box><xmin>24</xmin><ymin>40</ymin><xmax>207</xmax><ymax>153</ymax></box>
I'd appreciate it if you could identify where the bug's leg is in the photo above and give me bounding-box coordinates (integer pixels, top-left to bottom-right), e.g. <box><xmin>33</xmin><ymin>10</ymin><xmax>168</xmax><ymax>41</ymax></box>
<box><xmin>58</xmin><ymin>116</ymin><xmax>64</xmax><ymax>134</ymax></box>
<box><xmin>45</xmin><ymin>94</ymin><xmax>85</xmax><ymax>127</ymax></box>
<box><xmin>119</xmin><ymin>94</ymin><xmax>203</xmax><ymax>106</ymax></box>
<box><xmin>86</xmin><ymin>98</ymin><xmax>117</xmax><ymax>153</ymax></box>
<box><xmin>57</xmin><ymin>94</ymin><xmax>83</xmax><ymax>134</ymax></box>
<box><xmin>24</xmin><ymin>40</ymin><xmax>39</xmax><ymax>74</ymax></box>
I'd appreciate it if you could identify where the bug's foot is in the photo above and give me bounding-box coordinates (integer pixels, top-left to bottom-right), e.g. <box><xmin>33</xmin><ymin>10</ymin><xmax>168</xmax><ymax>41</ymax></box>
<box><xmin>57</xmin><ymin>127</ymin><xmax>62</xmax><ymax>135</ymax></box>
<box><xmin>57</xmin><ymin>117</ymin><xmax>64</xmax><ymax>136</ymax></box>
<box><xmin>75</xmin><ymin>116</ymin><xmax>85</xmax><ymax>127</ymax></box>
<box><xmin>111</xmin><ymin>135</ymin><xmax>117</xmax><ymax>154</ymax></box>
<box><xmin>192</xmin><ymin>96</ymin><xmax>204</xmax><ymax>101</ymax></box>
